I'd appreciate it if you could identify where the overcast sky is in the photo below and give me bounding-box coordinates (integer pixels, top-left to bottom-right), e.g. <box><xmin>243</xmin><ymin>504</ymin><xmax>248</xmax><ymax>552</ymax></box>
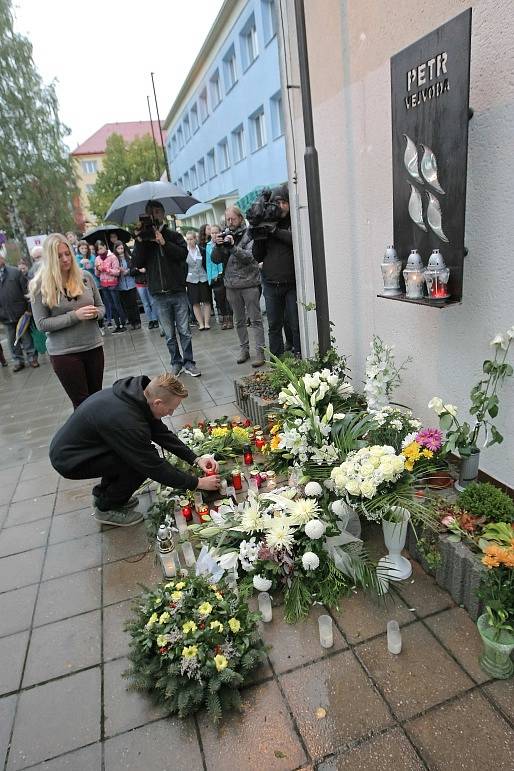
<box><xmin>13</xmin><ymin>0</ymin><xmax>225</xmax><ymax>150</ymax></box>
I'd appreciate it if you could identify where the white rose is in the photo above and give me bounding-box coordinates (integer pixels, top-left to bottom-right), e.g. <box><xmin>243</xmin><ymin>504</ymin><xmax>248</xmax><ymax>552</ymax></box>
<box><xmin>490</xmin><ymin>333</ymin><xmax>508</xmax><ymax>350</ymax></box>
<box><xmin>443</xmin><ymin>404</ymin><xmax>458</xmax><ymax>417</ymax></box>
<box><xmin>304</xmin><ymin>519</ymin><xmax>326</xmax><ymax>539</ymax></box>
<box><xmin>302</xmin><ymin>551</ymin><xmax>320</xmax><ymax>571</ymax></box>
<box><xmin>360</xmin><ymin>462</ymin><xmax>375</xmax><ymax>477</ymax></box>
<box><xmin>360</xmin><ymin>479</ymin><xmax>377</xmax><ymax>498</ymax></box>
<box><xmin>304</xmin><ymin>481</ymin><xmax>323</xmax><ymax>497</ymax></box>
<box><xmin>346</xmin><ymin>479</ymin><xmax>361</xmax><ymax>496</ymax></box>
<box><xmin>428</xmin><ymin>397</ymin><xmax>444</xmax><ymax>415</ymax></box>
<box><xmin>506</xmin><ymin>326</ymin><xmax>514</xmax><ymax>340</ymax></box>
<box><xmin>253</xmin><ymin>574</ymin><xmax>272</xmax><ymax>591</ymax></box>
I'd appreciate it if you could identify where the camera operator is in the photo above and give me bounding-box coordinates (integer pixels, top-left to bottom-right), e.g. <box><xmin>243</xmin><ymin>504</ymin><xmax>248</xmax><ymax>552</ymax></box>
<box><xmin>211</xmin><ymin>206</ymin><xmax>265</xmax><ymax>367</ymax></box>
<box><xmin>251</xmin><ymin>185</ymin><xmax>301</xmax><ymax>358</ymax></box>
<box><xmin>132</xmin><ymin>201</ymin><xmax>200</xmax><ymax>377</ymax></box>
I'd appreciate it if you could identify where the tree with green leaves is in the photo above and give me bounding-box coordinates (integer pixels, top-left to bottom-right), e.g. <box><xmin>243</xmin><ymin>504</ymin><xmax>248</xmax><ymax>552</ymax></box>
<box><xmin>88</xmin><ymin>133</ymin><xmax>162</xmax><ymax>221</ymax></box>
<box><xmin>0</xmin><ymin>0</ymin><xmax>77</xmax><ymax>252</ymax></box>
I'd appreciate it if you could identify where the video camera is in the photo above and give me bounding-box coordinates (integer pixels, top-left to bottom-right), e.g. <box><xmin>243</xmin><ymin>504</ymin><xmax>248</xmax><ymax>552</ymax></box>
<box><xmin>138</xmin><ymin>214</ymin><xmax>158</xmax><ymax>242</ymax></box>
<box><xmin>246</xmin><ymin>188</ymin><xmax>282</xmax><ymax>241</ymax></box>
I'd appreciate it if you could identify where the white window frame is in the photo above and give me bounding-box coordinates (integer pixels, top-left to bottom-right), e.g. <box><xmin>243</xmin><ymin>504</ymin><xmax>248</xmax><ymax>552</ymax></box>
<box><xmin>81</xmin><ymin>159</ymin><xmax>98</xmax><ymax>174</ymax></box>
<box><xmin>199</xmin><ymin>89</ymin><xmax>209</xmax><ymax>122</ymax></box>
<box><xmin>250</xmin><ymin>107</ymin><xmax>266</xmax><ymax>151</ymax></box>
<box><xmin>232</xmin><ymin>125</ymin><xmax>245</xmax><ymax>163</ymax></box>
<box><xmin>207</xmin><ymin>149</ymin><xmax>217</xmax><ymax>178</ymax></box>
<box><xmin>210</xmin><ymin>70</ymin><xmax>222</xmax><ymax>109</ymax></box>
<box><xmin>197</xmin><ymin>158</ymin><xmax>206</xmax><ymax>185</ymax></box>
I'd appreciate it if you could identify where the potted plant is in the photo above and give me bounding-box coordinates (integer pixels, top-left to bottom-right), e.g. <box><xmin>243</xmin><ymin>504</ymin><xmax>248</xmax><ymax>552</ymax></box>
<box><xmin>457</xmin><ymin>482</ymin><xmax>514</xmax><ymax>524</ymax></box>
<box><xmin>476</xmin><ymin>522</ymin><xmax>514</xmax><ymax>679</ymax></box>
<box><xmin>429</xmin><ymin>327</ymin><xmax>514</xmax><ymax>491</ymax></box>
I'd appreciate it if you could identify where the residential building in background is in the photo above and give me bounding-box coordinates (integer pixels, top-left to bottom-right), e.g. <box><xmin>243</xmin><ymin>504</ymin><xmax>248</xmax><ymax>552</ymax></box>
<box><xmin>70</xmin><ymin>121</ymin><xmax>165</xmax><ymax>229</ymax></box>
<box><xmin>165</xmin><ymin>0</ymin><xmax>287</xmax><ymax>228</ymax></box>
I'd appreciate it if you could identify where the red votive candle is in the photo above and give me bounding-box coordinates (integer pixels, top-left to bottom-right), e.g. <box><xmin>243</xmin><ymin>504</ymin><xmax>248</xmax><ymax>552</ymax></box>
<box><xmin>232</xmin><ymin>469</ymin><xmax>243</xmax><ymax>490</ymax></box>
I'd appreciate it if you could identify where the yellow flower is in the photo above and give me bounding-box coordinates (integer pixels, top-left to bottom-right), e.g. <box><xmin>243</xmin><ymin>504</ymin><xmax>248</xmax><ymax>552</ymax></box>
<box><xmin>421</xmin><ymin>449</ymin><xmax>434</xmax><ymax>459</ymax></box>
<box><xmin>214</xmin><ymin>654</ymin><xmax>228</xmax><ymax>671</ymax></box>
<box><xmin>145</xmin><ymin>612</ymin><xmax>158</xmax><ymax>628</ymax></box>
<box><xmin>182</xmin><ymin>620</ymin><xmax>197</xmax><ymax>634</ymax></box>
<box><xmin>270</xmin><ymin>423</ymin><xmax>281</xmax><ymax>435</ymax></box>
<box><xmin>270</xmin><ymin>434</ymin><xmax>281</xmax><ymax>451</ymax></box>
<box><xmin>171</xmin><ymin>591</ymin><xmax>183</xmax><ymax>601</ymax></box>
<box><xmin>214</xmin><ymin>592</ymin><xmax>223</xmax><ymax>600</ymax></box>
<box><xmin>482</xmin><ymin>554</ymin><xmax>501</xmax><ymax>569</ymax></box>
<box><xmin>228</xmin><ymin>618</ymin><xmax>241</xmax><ymax>633</ymax></box>
<box><xmin>156</xmin><ymin>634</ymin><xmax>168</xmax><ymax>647</ymax></box>
<box><xmin>164</xmin><ymin>582</ymin><xmax>175</xmax><ymax>590</ymax></box>
<box><xmin>211</xmin><ymin>427</ymin><xmax>229</xmax><ymax>437</ymax></box>
<box><xmin>198</xmin><ymin>601</ymin><xmax>213</xmax><ymax>616</ymax></box>
<box><xmin>175</xmin><ymin>581</ymin><xmax>186</xmax><ymax>590</ymax></box>
<box><xmin>232</xmin><ymin>426</ymin><xmax>250</xmax><ymax>443</ymax></box>
<box><xmin>208</xmin><ymin>584</ymin><xmax>218</xmax><ymax>591</ymax></box>
<box><xmin>182</xmin><ymin>645</ymin><xmax>198</xmax><ymax>658</ymax></box>
<box><xmin>210</xmin><ymin>620</ymin><xmax>224</xmax><ymax>632</ymax></box>
<box><xmin>159</xmin><ymin>612</ymin><xmax>170</xmax><ymax>625</ymax></box>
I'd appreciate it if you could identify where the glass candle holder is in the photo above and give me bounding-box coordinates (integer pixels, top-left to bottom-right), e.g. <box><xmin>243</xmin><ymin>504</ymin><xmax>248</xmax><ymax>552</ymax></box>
<box><xmin>219</xmin><ymin>479</ymin><xmax>228</xmax><ymax>496</ymax></box>
<box><xmin>174</xmin><ymin>509</ymin><xmax>189</xmax><ymax>535</ymax></box>
<box><xmin>258</xmin><ymin>591</ymin><xmax>273</xmax><ymax>622</ymax></box>
<box><xmin>318</xmin><ymin>614</ymin><xmax>334</xmax><ymax>648</ymax></box>
<box><xmin>243</xmin><ymin>446</ymin><xmax>254</xmax><ymax>466</ymax></box>
<box><xmin>249</xmin><ymin>477</ymin><xmax>259</xmax><ymax>493</ymax></box>
<box><xmin>387</xmin><ymin>620</ymin><xmax>402</xmax><ymax>654</ymax></box>
<box><xmin>181</xmin><ymin>541</ymin><xmax>196</xmax><ymax>568</ymax></box>
<box><xmin>159</xmin><ymin>549</ymin><xmax>180</xmax><ymax>579</ymax></box>
<box><xmin>403</xmin><ymin>249</ymin><xmax>425</xmax><ymax>299</ymax></box>
<box><xmin>231</xmin><ymin>469</ymin><xmax>243</xmax><ymax>491</ymax></box>
<box><xmin>425</xmin><ymin>249</ymin><xmax>450</xmax><ymax>301</ymax></box>
<box><xmin>380</xmin><ymin>245</ymin><xmax>402</xmax><ymax>295</ymax></box>
<box><xmin>197</xmin><ymin>504</ymin><xmax>210</xmax><ymax>523</ymax></box>
<box><xmin>255</xmin><ymin>436</ymin><xmax>266</xmax><ymax>451</ymax></box>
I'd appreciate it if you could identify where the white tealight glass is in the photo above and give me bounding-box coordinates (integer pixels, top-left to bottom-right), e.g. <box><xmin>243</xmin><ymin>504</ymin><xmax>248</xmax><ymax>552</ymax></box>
<box><xmin>249</xmin><ymin>477</ymin><xmax>259</xmax><ymax>493</ymax></box>
<box><xmin>159</xmin><ymin>550</ymin><xmax>177</xmax><ymax>578</ymax></box>
<box><xmin>387</xmin><ymin>620</ymin><xmax>402</xmax><ymax>654</ymax></box>
<box><xmin>181</xmin><ymin>541</ymin><xmax>196</xmax><ymax>567</ymax></box>
<box><xmin>318</xmin><ymin>614</ymin><xmax>334</xmax><ymax>648</ymax></box>
<box><xmin>258</xmin><ymin>592</ymin><xmax>273</xmax><ymax>622</ymax></box>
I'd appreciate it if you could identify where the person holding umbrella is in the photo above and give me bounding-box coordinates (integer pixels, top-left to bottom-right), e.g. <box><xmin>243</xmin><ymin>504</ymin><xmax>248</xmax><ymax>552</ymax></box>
<box><xmin>0</xmin><ymin>251</ymin><xmax>38</xmax><ymax>371</ymax></box>
<box><xmin>132</xmin><ymin>201</ymin><xmax>200</xmax><ymax>377</ymax></box>
<box><xmin>29</xmin><ymin>233</ymin><xmax>105</xmax><ymax>408</ymax></box>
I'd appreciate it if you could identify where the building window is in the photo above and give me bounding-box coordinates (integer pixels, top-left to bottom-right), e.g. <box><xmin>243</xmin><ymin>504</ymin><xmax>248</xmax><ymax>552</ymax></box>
<box><xmin>261</xmin><ymin>0</ymin><xmax>277</xmax><ymax>44</ymax></box>
<box><xmin>190</xmin><ymin>104</ymin><xmax>199</xmax><ymax>133</ymax></box>
<box><xmin>183</xmin><ymin>116</ymin><xmax>191</xmax><ymax>142</ymax></box>
<box><xmin>207</xmin><ymin>149</ymin><xmax>216</xmax><ymax>179</ymax></box>
<box><xmin>199</xmin><ymin>88</ymin><xmax>209</xmax><ymax>122</ymax></box>
<box><xmin>177</xmin><ymin>127</ymin><xmax>184</xmax><ymax>149</ymax></box>
<box><xmin>190</xmin><ymin>165</ymin><xmax>198</xmax><ymax>190</ymax></box>
<box><xmin>197</xmin><ymin>158</ymin><xmax>206</xmax><ymax>185</ymax></box>
<box><xmin>223</xmin><ymin>45</ymin><xmax>238</xmax><ymax>92</ymax></box>
<box><xmin>81</xmin><ymin>159</ymin><xmax>98</xmax><ymax>174</ymax></box>
<box><xmin>171</xmin><ymin>135</ymin><xmax>178</xmax><ymax>157</ymax></box>
<box><xmin>270</xmin><ymin>91</ymin><xmax>284</xmax><ymax>138</ymax></box>
<box><xmin>218</xmin><ymin>139</ymin><xmax>230</xmax><ymax>171</ymax></box>
<box><xmin>232</xmin><ymin>125</ymin><xmax>245</xmax><ymax>163</ymax></box>
<box><xmin>178</xmin><ymin>177</ymin><xmax>183</xmax><ymax>188</ymax></box>
<box><xmin>249</xmin><ymin>107</ymin><xmax>266</xmax><ymax>151</ymax></box>
<box><xmin>183</xmin><ymin>171</ymin><xmax>190</xmax><ymax>192</ymax></box>
<box><xmin>210</xmin><ymin>70</ymin><xmax>222</xmax><ymax>109</ymax></box>
<box><xmin>85</xmin><ymin>184</ymin><xmax>94</xmax><ymax>194</ymax></box>
<box><xmin>240</xmin><ymin>14</ymin><xmax>258</xmax><ymax>71</ymax></box>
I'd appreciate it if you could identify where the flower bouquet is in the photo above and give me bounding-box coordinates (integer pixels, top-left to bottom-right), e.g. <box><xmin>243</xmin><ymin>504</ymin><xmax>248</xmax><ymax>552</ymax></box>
<box><xmin>189</xmin><ymin>486</ymin><xmax>382</xmax><ymax>623</ymax></box>
<box><xmin>124</xmin><ymin>575</ymin><xmax>266</xmax><ymax>722</ymax></box>
<box><xmin>364</xmin><ymin>335</ymin><xmax>411</xmax><ymax>411</ymax></box>
<box><xmin>178</xmin><ymin>421</ymin><xmax>252</xmax><ymax>461</ymax></box>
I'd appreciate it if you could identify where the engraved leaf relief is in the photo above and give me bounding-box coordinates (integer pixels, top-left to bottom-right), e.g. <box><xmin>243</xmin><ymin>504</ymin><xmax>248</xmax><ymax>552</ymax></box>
<box><xmin>420</xmin><ymin>144</ymin><xmax>445</xmax><ymax>194</ymax></box>
<box><xmin>403</xmin><ymin>134</ymin><xmax>422</xmax><ymax>182</ymax></box>
<box><xmin>426</xmin><ymin>191</ymin><xmax>449</xmax><ymax>242</ymax></box>
<box><xmin>407</xmin><ymin>183</ymin><xmax>426</xmax><ymax>231</ymax></box>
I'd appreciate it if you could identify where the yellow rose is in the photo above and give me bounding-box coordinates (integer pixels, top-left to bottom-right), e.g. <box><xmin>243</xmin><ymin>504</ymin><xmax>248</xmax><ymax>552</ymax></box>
<box><xmin>158</xmin><ymin>612</ymin><xmax>170</xmax><ymax>625</ymax></box>
<box><xmin>182</xmin><ymin>645</ymin><xmax>198</xmax><ymax>658</ymax></box>
<box><xmin>214</xmin><ymin>654</ymin><xmax>228</xmax><ymax>671</ymax></box>
<box><xmin>182</xmin><ymin>621</ymin><xmax>197</xmax><ymax>634</ymax></box>
<box><xmin>210</xmin><ymin>620</ymin><xmax>224</xmax><ymax>632</ymax></box>
<box><xmin>175</xmin><ymin>581</ymin><xmax>186</xmax><ymax>590</ymax></box>
<box><xmin>215</xmin><ymin>592</ymin><xmax>223</xmax><ymax>600</ymax></box>
<box><xmin>228</xmin><ymin>618</ymin><xmax>241</xmax><ymax>633</ymax></box>
<box><xmin>171</xmin><ymin>591</ymin><xmax>183</xmax><ymax>601</ymax></box>
<box><xmin>198</xmin><ymin>601</ymin><xmax>213</xmax><ymax>616</ymax></box>
<box><xmin>208</xmin><ymin>584</ymin><xmax>218</xmax><ymax>591</ymax></box>
<box><xmin>145</xmin><ymin>612</ymin><xmax>158</xmax><ymax>628</ymax></box>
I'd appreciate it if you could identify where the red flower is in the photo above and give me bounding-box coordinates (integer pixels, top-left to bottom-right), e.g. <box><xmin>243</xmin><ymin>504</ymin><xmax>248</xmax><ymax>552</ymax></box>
<box><xmin>243</xmin><ymin>419</ymin><xmax>252</xmax><ymax>427</ymax></box>
<box><xmin>214</xmin><ymin>644</ymin><xmax>223</xmax><ymax>654</ymax></box>
<box><xmin>199</xmin><ymin>623</ymin><xmax>205</xmax><ymax>630</ymax></box>
<box><xmin>159</xmin><ymin>646</ymin><xmax>169</xmax><ymax>654</ymax></box>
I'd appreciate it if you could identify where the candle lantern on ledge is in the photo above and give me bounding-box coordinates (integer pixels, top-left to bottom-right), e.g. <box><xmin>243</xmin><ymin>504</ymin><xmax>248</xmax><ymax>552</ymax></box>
<box><xmin>380</xmin><ymin>245</ymin><xmax>402</xmax><ymax>295</ymax></box>
<box><xmin>424</xmin><ymin>249</ymin><xmax>450</xmax><ymax>302</ymax></box>
<box><xmin>179</xmin><ymin>498</ymin><xmax>193</xmax><ymax>522</ymax></box>
<box><xmin>403</xmin><ymin>250</ymin><xmax>425</xmax><ymax>300</ymax></box>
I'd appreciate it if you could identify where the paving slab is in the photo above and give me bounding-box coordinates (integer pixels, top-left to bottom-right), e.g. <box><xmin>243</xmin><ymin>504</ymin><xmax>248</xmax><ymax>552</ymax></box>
<box><xmin>42</xmin><ymin>533</ymin><xmax>103</xmax><ymax>581</ymax></box>
<box><xmin>0</xmin><ymin>583</ymin><xmax>39</xmax><ymax>637</ymax></box>
<box><xmin>317</xmin><ymin>726</ymin><xmax>425</xmax><ymax>770</ymax></box>
<box><xmin>34</xmin><ymin>567</ymin><xmax>102</xmax><ymax>626</ymax></box>
<box><xmin>0</xmin><ymin>518</ymin><xmax>51</xmax><ymax>558</ymax></box>
<box><xmin>483</xmin><ymin>678</ymin><xmax>514</xmax><ymax>722</ymax></box>
<box><xmin>25</xmin><ymin>743</ymin><xmax>102</xmax><ymax>770</ymax></box>
<box><xmin>424</xmin><ymin>606</ymin><xmax>490</xmax><ymax>684</ymax></box>
<box><xmin>393</xmin><ymin>559</ymin><xmax>455</xmax><ymax>617</ymax></box>
<box><xmin>103</xmin><ymin>657</ymin><xmax>168</xmax><ymax>737</ymax></box>
<box><xmin>0</xmin><ymin>547</ymin><xmax>45</xmax><ymax>591</ymax></box>
<box><xmin>331</xmin><ymin>589</ymin><xmax>414</xmax><ymax>645</ymax></box>
<box><xmin>104</xmin><ymin>717</ymin><xmax>203</xmax><ymax>771</ymax></box>
<box><xmin>4</xmin><ymin>493</ymin><xmax>55</xmax><ymax>527</ymax></box>
<box><xmin>0</xmin><ymin>630</ymin><xmax>29</xmax><ymax>696</ymax></box>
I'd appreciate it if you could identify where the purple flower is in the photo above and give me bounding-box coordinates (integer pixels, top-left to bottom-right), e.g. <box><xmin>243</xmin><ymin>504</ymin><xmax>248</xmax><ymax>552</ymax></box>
<box><xmin>416</xmin><ymin>428</ymin><xmax>443</xmax><ymax>452</ymax></box>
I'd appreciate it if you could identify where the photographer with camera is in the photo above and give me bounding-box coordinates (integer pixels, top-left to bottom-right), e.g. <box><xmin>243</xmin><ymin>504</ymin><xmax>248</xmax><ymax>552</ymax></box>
<box><xmin>211</xmin><ymin>206</ymin><xmax>265</xmax><ymax>367</ymax></box>
<box><xmin>250</xmin><ymin>184</ymin><xmax>301</xmax><ymax>358</ymax></box>
<box><xmin>132</xmin><ymin>201</ymin><xmax>200</xmax><ymax>377</ymax></box>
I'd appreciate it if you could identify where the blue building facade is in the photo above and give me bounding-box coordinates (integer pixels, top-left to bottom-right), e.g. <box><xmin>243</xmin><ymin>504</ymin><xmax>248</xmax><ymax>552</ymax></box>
<box><xmin>165</xmin><ymin>0</ymin><xmax>287</xmax><ymax>225</ymax></box>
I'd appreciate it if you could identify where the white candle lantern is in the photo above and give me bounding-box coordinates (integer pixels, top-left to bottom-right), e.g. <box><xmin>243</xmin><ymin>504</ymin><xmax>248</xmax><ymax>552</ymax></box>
<box><xmin>181</xmin><ymin>541</ymin><xmax>196</xmax><ymax>567</ymax></box>
<box><xmin>380</xmin><ymin>245</ymin><xmax>402</xmax><ymax>295</ymax></box>
<box><xmin>424</xmin><ymin>249</ymin><xmax>450</xmax><ymax>301</ymax></box>
<box><xmin>258</xmin><ymin>592</ymin><xmax>273</xmax><ymax>622</ymax></box>
<box><xmin>318</xmin><ymin>614</ymin><xmax>334</xmax><ymax>648</ymax></box>
<box><xmin>403</xmin><ymin>249</ymin><xmax>425</xmax><ymax>299</ymax></box>
<box><xmin>387</xmin><ymin>620</ymin><xmax>402</xmax><ymax>654</ymax></box>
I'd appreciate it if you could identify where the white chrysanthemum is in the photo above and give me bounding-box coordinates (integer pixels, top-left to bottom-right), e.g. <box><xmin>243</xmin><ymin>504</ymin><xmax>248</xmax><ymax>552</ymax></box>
<box><xmin>238</xmin><ymin>504</ymin><xmax>264</xmax><ymax>532</ymax></box>
<box><xmin>304</xmin><ymin>519</ymin><xmax>326</xmax><ymax>539</ymax></box>
<box><xmin>289</xmin><ymin>497</ymin><xmax>320</xmax><ymax>524</ymax></box>
<box><xmin>304</xmin><ymin>481</ymin><xmax>323</xmax><ymax>498</ymax></box>
<box><xmin>401</xmin><ymin>431</ymin><xmax>418</xmax><ymax>449</ymax></box>
<box><xmin>265</xmin><ymin>520</ymin><xmax>295</xmax><ymax>551</ymax></box>
<box><xmin>302</xmin><ymin>551</ymin><xmax>320</xmax><ymax>571</ymax></box>
<box><xmin>192</xmin><ymin>428</ymin><xmax>205</xmax><ymax>441</ymax></box>
<box><xmin>253</xmin><ymin>574</ymin><xmax>272</xmax><ymax>591</ymax></box>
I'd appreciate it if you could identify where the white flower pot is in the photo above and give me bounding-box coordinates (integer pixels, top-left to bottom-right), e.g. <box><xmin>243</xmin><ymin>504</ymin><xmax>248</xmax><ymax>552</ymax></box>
<box><xmin>378</xmin><ymin>507</ymin><xmax>412</xmax><ymax>584</ymax></box>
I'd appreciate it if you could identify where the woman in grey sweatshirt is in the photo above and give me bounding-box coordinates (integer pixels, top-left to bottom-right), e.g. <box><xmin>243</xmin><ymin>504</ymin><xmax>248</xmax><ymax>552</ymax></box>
<box><xmin>29</xmin><ymin>233</ymin><xmax>105</xmax><ymax>409</ymax></box>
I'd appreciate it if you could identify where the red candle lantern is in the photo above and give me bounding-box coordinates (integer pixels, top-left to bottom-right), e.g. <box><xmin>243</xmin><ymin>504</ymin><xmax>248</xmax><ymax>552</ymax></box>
<box><xmin>250</xmin><ymin>469</ymin><xmax>262</xmax><ymax>488</ymax></box>
<box><xmin>424</xmin><ymin>249</ymin><xmax>450</xmax><ymax>301</ymax></box>
<box><xmin>179</xmin><ymin>499</ymin><xmax>193</xmax><ymax>522</ymax></box>
<box><xmin>205</xmin><ymin>468</ymin><xmax>217</xmax><ymax>477</ymax></box>
<box><xmin>255</xmin><ymin>434</ymin><xmax>266</xmax><ymax>451</ymax></box>
<box><xmin>243</xmin><ymin>446</ymin><xmax>254</xmax><ymax>466</ymax></box>
<box><xmin>231</xmin><ymin>469</ymin><xmax>243</xmax><ymax>490</ymax></box>
<box><xmin>197</xmin><ymin>504</ymin><xmax>210</xmax><ymax>523</ymax></box>
<box><xmin>243</xmin><ymin>418</ymin><xmax>252</xmax><ymax>428</ymax></box>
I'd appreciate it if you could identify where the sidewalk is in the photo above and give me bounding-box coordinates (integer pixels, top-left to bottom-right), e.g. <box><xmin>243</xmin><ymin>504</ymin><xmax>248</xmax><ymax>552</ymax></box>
<box><xmin>0</xmin><ymin>323</ymin><xmax>513</xmax><ymax>771</ymax></box>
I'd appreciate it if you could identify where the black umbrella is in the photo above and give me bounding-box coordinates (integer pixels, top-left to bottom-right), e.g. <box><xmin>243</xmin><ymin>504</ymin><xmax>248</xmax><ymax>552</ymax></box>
<box><xmin>82</xmin><ymin>225</ymin><xmax>132</xmax><ymax>246</ymax></box>
<box><xmin>104</xmin><ymin>181</ymin><xmax>200</xmax><ymax>225</ymax></box>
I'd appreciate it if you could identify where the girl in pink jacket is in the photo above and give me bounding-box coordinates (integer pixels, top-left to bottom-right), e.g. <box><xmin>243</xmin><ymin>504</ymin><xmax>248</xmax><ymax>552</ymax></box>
<box><xmin>94</xmin><ymin>241</ymin><xmax>127</xmax><ymax>333</ymax></box>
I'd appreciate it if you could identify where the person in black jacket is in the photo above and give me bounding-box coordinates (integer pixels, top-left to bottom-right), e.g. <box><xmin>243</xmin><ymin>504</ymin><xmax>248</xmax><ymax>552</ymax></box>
<box><xmin>132</xmin><ymin>201</ymin><xmax>200</xmax><ymax>377</ymax></box>
<box><xmin>252</xmin><ymin>185</ymin><xmax>301</xmax><ymax>358</ymax></box>
<box><xmin>49</xmin><ymin>373</ymin><xmax>220</xmax><ymax>526</ymax></box>
<box><xmin>0</xmin><ymin>253</ymin><xmax>38</xmax><ymax>371</ymax></box>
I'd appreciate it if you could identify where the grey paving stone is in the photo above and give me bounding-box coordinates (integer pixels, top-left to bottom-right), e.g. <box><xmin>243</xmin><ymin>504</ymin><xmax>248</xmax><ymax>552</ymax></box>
<box><xmin>0</xmin><ymin>630</ymin><xmax>29</xmax><ymax>696</ymax></box>
<box><xmin>34</xmin><ymin>567</ymin><xmax>102</xmax><ymax>626</ymax></box>
<box><xmin>0</xmin><ymin>584</ymin><xmax>39</xmax><ymax>637</ymax></box>
<box><xmin>104</xmin><ymin>717</ymin><xmax>203</xmax><ymax>771</ymax></box>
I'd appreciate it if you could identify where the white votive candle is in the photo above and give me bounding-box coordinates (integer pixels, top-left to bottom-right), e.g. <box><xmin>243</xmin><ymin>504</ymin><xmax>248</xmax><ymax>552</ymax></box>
<box><xmin>318</xmin><ymin>614</ymin><xmax>334</xmax><ymax>648</ymax></box>
<box><xmin>181</xmin><ymin>541</ymin><xmax>196</xmax><ymax>567</ymax></box>
<box><xmin>387</xmin><ymin>620</ymin><xmax>402</xmax><ymax>654</ymax></box>
<box><xmin>258</xmin><ymin>592</ymin><xmax>273</xmax><ymax>622</ymax></box>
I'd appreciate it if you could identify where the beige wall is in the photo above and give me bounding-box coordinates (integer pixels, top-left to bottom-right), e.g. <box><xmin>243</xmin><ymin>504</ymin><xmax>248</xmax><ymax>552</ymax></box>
<box><xmin>72</xmin><ymin>154</ymin><xmax>104</xmax><ymax>225</ymax></box>
<box><xmin>280</xmin><ymin>0</ymin><xmax>514</xmax><ymax>486</ymax></box>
